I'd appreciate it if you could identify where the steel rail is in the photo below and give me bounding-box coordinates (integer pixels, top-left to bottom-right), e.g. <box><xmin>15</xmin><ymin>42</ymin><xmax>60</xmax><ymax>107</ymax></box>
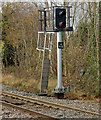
<box><xmin>1</xmin><ymin>101</ymin><xmax>58</xmax><ymax>120</ymax></box>
<box><xmin>2</xmin><ymin>91</ymin><xmax>101</xmax><ymax>117</ymax></box>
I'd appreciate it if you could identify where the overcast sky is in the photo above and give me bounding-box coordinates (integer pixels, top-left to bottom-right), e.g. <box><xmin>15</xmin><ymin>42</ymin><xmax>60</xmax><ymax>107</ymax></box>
<box><xmin>0</xmin><ymin>0</ymin><xmax>100</xmax><ymax>2</ymax></box>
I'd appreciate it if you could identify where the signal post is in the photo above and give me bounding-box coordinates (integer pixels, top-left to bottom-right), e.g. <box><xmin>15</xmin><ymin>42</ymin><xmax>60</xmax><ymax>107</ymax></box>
<box><xmin>37</xmin><ymin>6</ymin><xmax>73</xmax><ymax>98</ymax></box>
<box><xmin>53</xmin><ymin>8</ymin><xmax>66</xmax><ymax>98</ymax></box>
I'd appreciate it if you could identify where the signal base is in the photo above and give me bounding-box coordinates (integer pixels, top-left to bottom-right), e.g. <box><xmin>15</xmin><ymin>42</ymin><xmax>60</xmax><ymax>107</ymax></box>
<box><xmin>54</xmin><ymin>92</ymin><xmax>64</xmax><ymax>99</ymax></box>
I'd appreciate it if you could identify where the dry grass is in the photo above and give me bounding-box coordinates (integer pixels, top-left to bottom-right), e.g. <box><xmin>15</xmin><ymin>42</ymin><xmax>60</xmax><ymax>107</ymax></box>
<box><xmin>2</xmin><ymin>74</ymin><xmax>40</xmax><ymax>93</ymax></box>
<box><xmin>48</xmin><ymin>77</ymin><xmax>57</xmax><ymax>92</ymax></box>
<box><xmin>2</xmin><ymin>74</ymin><xmax>99</xmax><ymax>101</ymax></box>
<box><xmin>2</xmin><ymin>74</ymin><xmax>58</xmax><ymax>95</ymax></box>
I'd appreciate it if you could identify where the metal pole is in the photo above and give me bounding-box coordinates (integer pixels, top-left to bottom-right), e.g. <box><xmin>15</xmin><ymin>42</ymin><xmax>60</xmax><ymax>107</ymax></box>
<box><xmin>57</xmin><ymin>32</ymin><xmax>62</xmax><ymax>90</ymax></box>
<box><xmin>68</xmin><ymin>8</ymin><xmax>70</xmax><ymax>27</ymax></box>
<box><xmin>44</xmin><ymin>11</ymin><xmax>46</xmax><ymax>31</ymax></box>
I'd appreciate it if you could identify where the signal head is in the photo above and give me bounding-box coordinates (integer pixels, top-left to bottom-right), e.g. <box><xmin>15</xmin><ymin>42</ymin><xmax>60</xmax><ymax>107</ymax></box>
<box><xmin>55</xmin><ymin>8</ymin><xmax>66</xmax><ymax>31</ymax></box>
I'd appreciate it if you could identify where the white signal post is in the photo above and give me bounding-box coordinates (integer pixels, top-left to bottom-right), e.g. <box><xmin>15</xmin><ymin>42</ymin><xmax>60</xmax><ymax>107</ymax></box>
<box><xmin>37</xmin><ymin>6</ymin><xmax>73</xmax><ymax>98</ymax></box>
<box><xmin>57</xmin><ymin>32</ymin><xmax>63</xmax><ymax>90</ymax></box>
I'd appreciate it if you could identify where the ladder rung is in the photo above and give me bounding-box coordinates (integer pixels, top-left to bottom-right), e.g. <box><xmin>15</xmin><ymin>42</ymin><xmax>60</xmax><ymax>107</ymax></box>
<box><xmin>39</xmin><ymin>19</ymin><xmax>44</xmax><ymax>21</ymax></box>
<box><xmin>43</xmin><ymin>62</ymin><xmax>50</xmax><ymax>64</ymax></box>
<box><xmin>36</xmin><ymin>48</ymin><xmax>44</xmax><ymax>51</ymax></box>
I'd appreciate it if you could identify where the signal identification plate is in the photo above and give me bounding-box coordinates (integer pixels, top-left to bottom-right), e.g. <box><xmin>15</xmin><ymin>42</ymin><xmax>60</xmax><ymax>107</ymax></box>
<box><xmin>58</xmin><ymin>42</ymin><xmax>64</xmax><ymax>49</ymax></box>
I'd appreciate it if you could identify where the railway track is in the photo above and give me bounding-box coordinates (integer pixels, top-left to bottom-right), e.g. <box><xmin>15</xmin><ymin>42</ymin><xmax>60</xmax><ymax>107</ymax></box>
<box><xmin>1</xmin><ymin>101</ymin><xmax>57</xmax><ymax>120</ymax></box>
<box><xmin>2</xmin><ymin>91</ymin><xmax>101</xmax><ymax>118</ymax></box>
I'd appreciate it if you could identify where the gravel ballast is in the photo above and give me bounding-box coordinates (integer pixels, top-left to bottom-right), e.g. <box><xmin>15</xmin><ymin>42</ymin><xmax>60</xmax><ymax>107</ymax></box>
<box><xmin>2</xmin><ymin>85</ymin><xmax>101</xmax><ymax>119</ymax></box>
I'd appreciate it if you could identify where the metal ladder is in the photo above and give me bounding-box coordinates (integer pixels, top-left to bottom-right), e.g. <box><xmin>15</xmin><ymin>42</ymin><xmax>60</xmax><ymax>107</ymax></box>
<box><xmin>36</xmin><ymin>32</ymin><xmax>55</xmax><ymax>93</ymax></box>
<box><xmin>40</xmin><ymin>50</ymin><xmax>50</xmax><ymax>92</ymax></box>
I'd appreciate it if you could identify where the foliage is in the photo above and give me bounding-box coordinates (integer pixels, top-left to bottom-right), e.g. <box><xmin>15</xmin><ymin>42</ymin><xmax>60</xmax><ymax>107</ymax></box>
<box><xmin>1</xmin><ymin>2</ymin><xmax>100</xmax><ymax>99</ymax></box>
